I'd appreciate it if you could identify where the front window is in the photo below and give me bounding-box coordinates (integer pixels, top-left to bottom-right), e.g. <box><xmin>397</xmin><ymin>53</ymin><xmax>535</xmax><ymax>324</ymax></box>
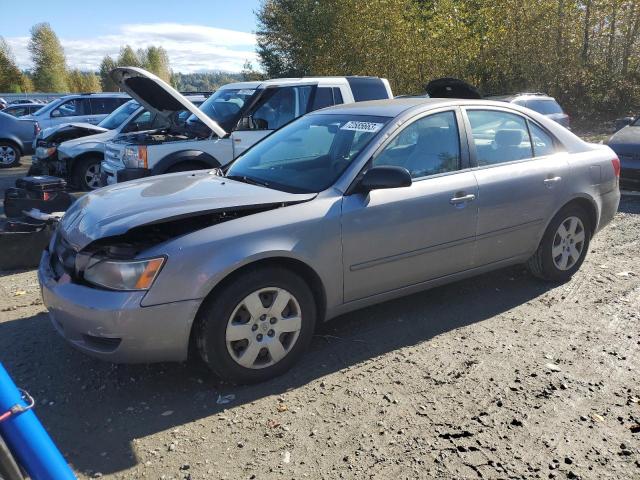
<box><xmin>241</xmin><ymin>85</ymin><xmax>314</xmax><ymax>131</ymax></box>
<box><xmin>226</xmin><ymin>114</ymin><xmax>390</xmax><ymax>193</ymax></box>
<box><xmin>98</xmin><ymin>100</ymin><xmax>140</xmax><ymax>130</ymax></box>
<box><xmin>51</xmin><ymin>98</ymin><xmax>86</xmax><ymax>118</ymax></box>
<box><xmin>189</xmin><ymin>87</ymin><xmax>257</xmax><ymax>132</ymax></box>
<box><xmin>373</xmin><ymin>111</ymin><xmax>461</xmax><ymax>178</ymax></box>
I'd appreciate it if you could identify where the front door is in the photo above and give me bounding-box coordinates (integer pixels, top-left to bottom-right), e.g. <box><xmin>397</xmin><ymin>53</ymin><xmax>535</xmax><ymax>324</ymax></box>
<box><xmin>341</xmin><ymin>109</ymin><xmax>479</xmax><ymax>302</ymax></box>
<box><xmin>231</xmin><ymin>85</ymin><xmax>316</xmax><ymax>157</ymax></box>
<box><xmin>464</xmin><ymin>107</ymin><xmax>570</xmax><ymax>265</ymax></box>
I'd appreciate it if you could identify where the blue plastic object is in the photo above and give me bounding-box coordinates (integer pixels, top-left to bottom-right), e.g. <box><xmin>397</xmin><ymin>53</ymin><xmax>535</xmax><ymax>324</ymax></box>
<box><xmin>0</xmin><ymin>363</ymin><xmax>75</xmax><ymax>479</ymax></box>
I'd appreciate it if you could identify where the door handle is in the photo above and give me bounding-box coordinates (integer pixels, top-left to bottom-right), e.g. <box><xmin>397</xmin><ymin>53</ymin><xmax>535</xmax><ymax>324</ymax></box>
<box><xmin>544</xmin><ymin>176</ymin><xmax>562</xmax><ymax>186</ymax></box>
<box><xmin>450</xmin><ymin>193</ymin><xmax>476</xmax><ymax>205</ymax></box>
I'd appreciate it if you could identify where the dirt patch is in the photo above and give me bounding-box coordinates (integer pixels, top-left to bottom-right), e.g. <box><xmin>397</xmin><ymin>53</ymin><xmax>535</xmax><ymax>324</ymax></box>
<box><xmin>1</xmin><ymin>196</ymin><xmax>639</xmax><ymax>479</ymax></box>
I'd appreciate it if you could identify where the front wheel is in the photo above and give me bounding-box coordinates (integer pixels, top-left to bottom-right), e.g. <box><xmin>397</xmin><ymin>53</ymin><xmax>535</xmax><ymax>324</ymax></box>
<box><xmin>73</xmin><ymin>157</ymin><xmax>103</xmax><ymax>191</ymax></box>
<box><xmin>195</xmin><ymin>266</ymin><xmax>316</xmax><ymax>384</ymax></box>
<box><xmin>527</xmin><ymin>205</ymin><xmax>592</xmax><ymax>282</ymax></box>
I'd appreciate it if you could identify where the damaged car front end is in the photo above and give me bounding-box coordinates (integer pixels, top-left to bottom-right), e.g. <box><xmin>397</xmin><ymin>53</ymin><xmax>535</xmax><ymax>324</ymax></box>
<box><xmin>38</xmin><ymin>168</ymin><xmax>320</xmax><ymax>363</ymax></box>
<box><xmin>30</xmin><ymin>123</ymin><xmax>109</xmax><ymax>177</ymax></box>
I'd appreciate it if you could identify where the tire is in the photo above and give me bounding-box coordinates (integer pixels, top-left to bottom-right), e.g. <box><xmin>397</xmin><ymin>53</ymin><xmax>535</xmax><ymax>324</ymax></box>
<box><xmin>0</xmin><ymin>434</ymin><xmax>23</xmax><ymax>480</ymax></box>
<box><xmin>527</xmin><ymin>204</ymin><xmax>592</xmax><ymax>282</ymax></box>
<box><xmin>0</xmin><ymin>142</ymin><xmax>20</xmax><ymax>169</ymax></box>
<box><xmin>72</xmin><ymin>156</ymin><xmax>103</xmax><ymax>191</ymax></box>
<box><xmin>165</xmin><ymin>161</ymin><xmax>209</xmax><ymax>174</ymax></box>
<box><xmin>195</xmin><ymin>266</ymin><xmax>317</xmax><ymax>384</ymax></box>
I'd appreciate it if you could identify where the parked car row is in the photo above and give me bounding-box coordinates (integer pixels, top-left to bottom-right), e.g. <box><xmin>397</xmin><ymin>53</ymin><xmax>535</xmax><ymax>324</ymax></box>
<box><xmin>36</xmin><ymin>69</ymin><xmax>621</xmax><ymax>383</ymax></box>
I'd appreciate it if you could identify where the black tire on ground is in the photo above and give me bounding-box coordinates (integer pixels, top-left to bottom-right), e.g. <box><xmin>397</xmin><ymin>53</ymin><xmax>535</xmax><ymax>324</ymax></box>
<box><xmin>165</xmin><ymin>161</ymin><xmax>209</xmax><ymax>173</ymax></box>
<box><xmin>72</xmin><ymin>156</ymin><xmax>103</xmax><ymax>191</ymax></box>
<box><xmin>0</xmin><ymin>142</ymin><xmax>20</xmax><ymax>169</ymax></box>
<box><xmin>527</xmin><ymin>204</ymin><xmax>592</xmax><ymax>282</ymax></box>
<box><xmin>194</xmin><ymin>266</ymin><xmax>317</xmax><ymax>384</ymax></box>
<box><xmin>0</xmin><ymin>434</ymin><xmax>24</xmax><ymax>480</ymax></box>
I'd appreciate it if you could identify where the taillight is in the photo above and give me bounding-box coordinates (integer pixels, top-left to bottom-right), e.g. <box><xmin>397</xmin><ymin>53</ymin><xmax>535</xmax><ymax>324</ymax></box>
<box><xmin>34</xmin><ymin>122</ymin><xmax>41</xmax><ymax>136</ymax></box>
<box><xmin>611</xmin><ymin>157</ymin><xmax>621</xmax><ymax>177</ymax></box>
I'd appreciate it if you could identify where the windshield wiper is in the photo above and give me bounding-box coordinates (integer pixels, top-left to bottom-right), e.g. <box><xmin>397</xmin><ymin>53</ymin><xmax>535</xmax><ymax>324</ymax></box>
<box><xmin>225</xmin><ymin>174</ymin><xmax>271</xmax><ymax>188</ymax></box>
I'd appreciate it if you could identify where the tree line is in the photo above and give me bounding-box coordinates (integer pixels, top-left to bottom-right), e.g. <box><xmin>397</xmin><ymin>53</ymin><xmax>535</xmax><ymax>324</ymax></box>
<box><xmin>0</xmin><ymin>23</ymin><xmax>172</xmax><ymax>93</ymax></box>
<box><xmin>257</xmin><ymin>0</ymin><xmax>640</xmax><ymax>119</ymax></box>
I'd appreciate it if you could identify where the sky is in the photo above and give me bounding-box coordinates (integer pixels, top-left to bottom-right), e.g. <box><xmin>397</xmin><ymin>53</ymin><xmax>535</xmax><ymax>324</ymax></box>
<box><xmin>1</xmin><ymin>0</ymin><xmax>262</xmax><ymax>73</ymax></box>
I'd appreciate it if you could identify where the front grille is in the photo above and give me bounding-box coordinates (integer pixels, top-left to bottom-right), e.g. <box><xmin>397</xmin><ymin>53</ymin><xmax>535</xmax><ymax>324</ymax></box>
<box><xmin>104</xmin><ymin>145</ymin><xmax>124</xmax><ymax>168</ymax></box>
<box><xmin>51</xmin><ymin>233</ymin><xmax>77</xmax><ymax>280</ymax></box>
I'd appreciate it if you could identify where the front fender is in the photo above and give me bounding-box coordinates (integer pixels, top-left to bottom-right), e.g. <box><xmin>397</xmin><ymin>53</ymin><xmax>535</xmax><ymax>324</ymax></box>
<box><xmin>152</xmin><ymin>150</ymin><xmax>220</xmax><ymax>174</ymax></box>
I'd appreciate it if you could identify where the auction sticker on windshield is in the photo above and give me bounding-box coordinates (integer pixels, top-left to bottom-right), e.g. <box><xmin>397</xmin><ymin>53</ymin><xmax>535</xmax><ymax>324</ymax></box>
<box><xmin>340</xmin><ymin>121</ymin><xmax>384</xmax><ymax>133</ymax></box>
<box><xmin>237</xmin><ymin>89</ymin><xmax>256</xmax><ymax>96</ymax></box>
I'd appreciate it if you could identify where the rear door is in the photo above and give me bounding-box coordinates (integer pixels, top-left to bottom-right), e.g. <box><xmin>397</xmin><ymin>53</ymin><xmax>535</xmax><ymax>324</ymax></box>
<box><xmin>464</xmin><ymin>107</ymin><xmax>570</xmax><ymax>265</ymax></box>
<box><xmin>341</xmin><ymin>108</ymin><xmax>478</xmax><ymax>302</ymax></box>
<box><xmin>88</xmin><ymin>97</ymin><xmax>124</xmax><ymax>124</ymax></box>
<box><xmin>231</xmin><ymin>84</ymin><xmax>316</xmax><ymax>157</ymax></box>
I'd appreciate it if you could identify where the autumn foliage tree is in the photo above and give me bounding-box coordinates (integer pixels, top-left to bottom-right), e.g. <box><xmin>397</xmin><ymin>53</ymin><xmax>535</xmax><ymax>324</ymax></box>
<box><xmin>257</xmin><ymin>0</ymin><xmax>640</xmax><ymax>119</ymax></box>
<box><xmin>28</xmin><ymin>22</ymin><xmax>68</xmax><ymax>92</ymax></box>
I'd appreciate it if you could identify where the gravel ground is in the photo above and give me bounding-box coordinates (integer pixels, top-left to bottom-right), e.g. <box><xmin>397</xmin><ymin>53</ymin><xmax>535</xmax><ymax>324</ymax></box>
<box><xmin>0</xmin><ymin>170</ymin><xmax>639</xmax><ymax>479</ymax></box>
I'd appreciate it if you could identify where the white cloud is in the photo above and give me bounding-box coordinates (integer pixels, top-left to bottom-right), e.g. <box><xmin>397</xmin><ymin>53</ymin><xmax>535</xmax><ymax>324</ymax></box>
<box><xmin>5</xmin><ymin>23</ymin><xmax>258</xmax><ymax>73</ymax></box>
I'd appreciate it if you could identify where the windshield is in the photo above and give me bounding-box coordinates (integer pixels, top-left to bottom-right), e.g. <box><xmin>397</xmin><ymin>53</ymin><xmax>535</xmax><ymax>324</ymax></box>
<box><xmin>187</xmin><ymin>87</ymin><xmax>256</xmax><ymax>132</ymax></box>
<box><xmin>98</xmin><ymin>100</ymin><xmax>140</xmax><ymax>129</ymax></box>
<box><xmin>632</xmin><ymin>116</ymin><xmax>640</xmax><ymax>126</ymax></box>
<box><xmin>226</xmin><ymin>114</ymin><xmax>390</xmax><ymax>193</ymax></box>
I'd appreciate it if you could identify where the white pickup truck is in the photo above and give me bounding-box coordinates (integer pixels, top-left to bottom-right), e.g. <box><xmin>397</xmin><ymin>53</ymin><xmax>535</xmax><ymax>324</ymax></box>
<box><xmin>101</xmin><ymin>67</ymin><xmax>393</xmax><ymax>184</ymax></box>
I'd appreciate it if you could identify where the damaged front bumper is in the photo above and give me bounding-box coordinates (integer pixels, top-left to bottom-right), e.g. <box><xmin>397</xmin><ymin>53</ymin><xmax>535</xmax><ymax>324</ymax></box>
<box><xmin>38</xmin><ymin>249</ymin><xmax>201</xmax><ymax>363</ymax></box>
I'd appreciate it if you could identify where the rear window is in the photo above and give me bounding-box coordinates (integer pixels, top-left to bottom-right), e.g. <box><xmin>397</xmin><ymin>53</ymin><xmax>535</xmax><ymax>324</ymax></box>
<box><xmin>525</xmin><ymin>99</ymin><xmax>563</xmax><ymax>115</ymax></box>
<box><xmin>346</xmin><ymin>77</ymin><xmax>389</xmax><ymax>102</ymax></box>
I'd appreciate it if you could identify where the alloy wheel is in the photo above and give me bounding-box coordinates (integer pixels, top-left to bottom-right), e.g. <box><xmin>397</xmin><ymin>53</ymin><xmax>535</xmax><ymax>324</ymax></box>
<box><xmin>0</xmin><ymin>145</ymin><xmax>16</xmax><ymax>166</ymax></box>
<box><xmin>84</xmin><ymin>163</ymin><xmax>102</xmax><ymax>189</ymax></box>
<box><xmin>225</xmin><ymin>287</ymin><xmax>302</xmax><ymax>369</ymax></box>
<box><xmin>552</xmin><ymin>216</ymin><xmax>585</xmax><ymax>271</ymax></box>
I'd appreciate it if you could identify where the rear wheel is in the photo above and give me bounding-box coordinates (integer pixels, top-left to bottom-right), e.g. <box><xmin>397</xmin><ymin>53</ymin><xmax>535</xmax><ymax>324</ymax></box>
<box><xmin>527</xmin><ymin>205</ymin><xmax>591</xmax><ymax>282</ymax></box>
<box><xmin>73</xmin><ymin>156</ymin><xmax>103</xmax><ymax>191</ymax></box>
<box><xmin>195</xmin><ymin>266</ymin><xmax>316</xmax><ymax>384</ymax></box>
<box><xmin>0</xmin><ymin>142</ymin><xmax>20</xmax><ymax>168</ymax></box>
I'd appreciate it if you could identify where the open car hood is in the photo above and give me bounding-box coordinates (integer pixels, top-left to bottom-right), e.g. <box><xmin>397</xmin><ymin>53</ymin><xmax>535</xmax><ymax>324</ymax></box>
<box><xmin>425</xmin><ymin>77</ymin><xmax>482</xmax><ymax>99</ymax></box>
<box><xmin>41</xmin><ymin>122</ymin><xmax>108</xmax><ymax>143</ymax></box>
<box><xmin>59</xmin><ymin>170</ymin><xmax>316</xmax><ymax>251</ymax></box>
<box><xmin>110</xmin><ymin>67</ymin><xmax>226</xmax><ymax>137</ymax></box>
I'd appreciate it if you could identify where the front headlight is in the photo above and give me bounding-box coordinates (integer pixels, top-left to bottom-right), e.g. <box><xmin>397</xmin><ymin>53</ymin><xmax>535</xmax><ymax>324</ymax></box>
<box><xmin>83</xmin><ymin>257</ymin><xmax>165</xmax><ymax>291</ymax></box>
<box><xmin>35</xmin><ymin>146</ymin><xmax>56</xmax><ymax>159</ymax></box>
<box><xmin>123</xmin><ymin>145</ymin><xmax>148</xmax><ymax>168</ymax></box>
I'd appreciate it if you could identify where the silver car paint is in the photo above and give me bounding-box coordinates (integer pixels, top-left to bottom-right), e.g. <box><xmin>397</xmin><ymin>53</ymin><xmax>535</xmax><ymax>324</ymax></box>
<box><xmin>39</xmin><ymin>98</ymin><xmax>620</xmax><ymax>363</ymax></box>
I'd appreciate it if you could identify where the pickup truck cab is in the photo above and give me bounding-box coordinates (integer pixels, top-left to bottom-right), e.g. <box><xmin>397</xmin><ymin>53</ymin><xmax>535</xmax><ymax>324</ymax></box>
<box><xmin>102</xmin><ymin>67</ymin><xmax>393</xmax><ymax>184</ymax></box>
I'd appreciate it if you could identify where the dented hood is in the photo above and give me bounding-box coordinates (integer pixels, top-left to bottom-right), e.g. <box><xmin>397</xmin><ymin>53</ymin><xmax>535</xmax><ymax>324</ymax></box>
<box><xmin>109</xmin><ymin>67</ymin><xmax>227</xmax><ymax>137</ymax></box>
<box><xmin>60</xmin><ymin>171</ymin><xmax>316</xmax><ymax>250</ymax></box>
<box><xmin>41</xmin><ymin>122</ymin><xmax>108</xmax><ymax>142</ymax></box>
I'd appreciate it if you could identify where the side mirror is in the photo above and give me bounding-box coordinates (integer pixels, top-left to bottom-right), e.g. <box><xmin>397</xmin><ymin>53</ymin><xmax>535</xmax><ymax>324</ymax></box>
<box><xmin>357</xmin><ymin>166</ymin><xmax>412</xmax><ymax>193</ymax></box>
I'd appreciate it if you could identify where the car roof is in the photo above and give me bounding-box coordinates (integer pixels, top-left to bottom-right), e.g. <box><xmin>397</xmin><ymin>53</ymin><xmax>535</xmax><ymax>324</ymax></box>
<box><xmin>58</xmin><ymin>92</ymin><xmax>130</xmax><ymax>99</ymax></box>
<box><xmin>5</xmin><ymin>103</ymin><xmax>42</xmax><ymax>107</ymax></box>
<box><xmin>219</xmin><ymin>76</ymin><xmax>386</xmax><ymax>91</ymax></box>
<box><xmin>487</xmin><ymin>93</ymin><xmax>557</xmax><ymax>102</ymax></box>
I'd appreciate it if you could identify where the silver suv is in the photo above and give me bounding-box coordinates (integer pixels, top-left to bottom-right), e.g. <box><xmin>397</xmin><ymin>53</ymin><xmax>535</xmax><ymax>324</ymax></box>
<box><xmin>23</xmin><ymin>93</ymin><xmax>129</xmax><ymax>137</ymax></box>
<box><xmin>40</xmin><ymin>98</ymin><xmax>619</xmax><ymax>383</ymax></box>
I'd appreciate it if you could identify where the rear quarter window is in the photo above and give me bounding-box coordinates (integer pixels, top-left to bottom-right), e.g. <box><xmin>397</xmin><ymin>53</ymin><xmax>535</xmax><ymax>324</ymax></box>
<box><xmin>347</xmin><ymin>77</ymin><xmax>389</xmax><ymax>101</ymax></box>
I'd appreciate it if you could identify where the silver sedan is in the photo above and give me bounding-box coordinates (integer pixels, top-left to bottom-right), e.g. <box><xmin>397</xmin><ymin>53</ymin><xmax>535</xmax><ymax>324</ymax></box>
<box><xmin>39</xmin><ymin>98</ymin><xmax>620</xmax><ymax>383</ymax></box>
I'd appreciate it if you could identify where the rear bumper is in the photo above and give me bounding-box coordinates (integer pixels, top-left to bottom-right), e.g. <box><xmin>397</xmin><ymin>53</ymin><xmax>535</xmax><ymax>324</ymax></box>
<box><xmin>38</xmin><ymin>249</ymin><xmax>200</xmax><ymax>363</ymax></box>
<box><xmin>597</xmin><ymin>187</ymin><xmax>620</xmax><ymax>232</ymax></box>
